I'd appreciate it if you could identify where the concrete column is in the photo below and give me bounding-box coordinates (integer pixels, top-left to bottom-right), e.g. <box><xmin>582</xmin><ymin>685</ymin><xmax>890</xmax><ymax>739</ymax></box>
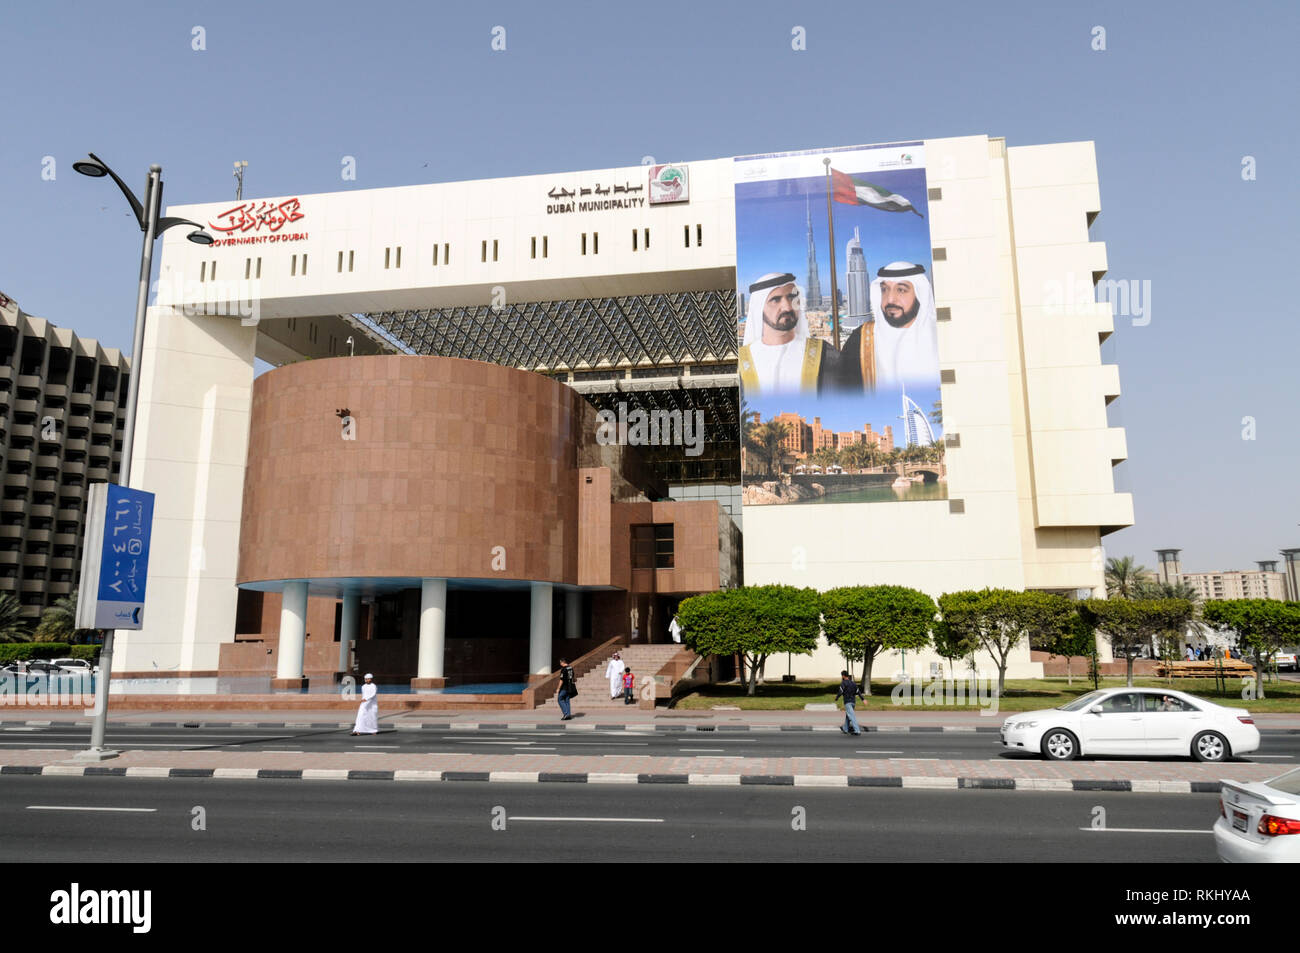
<box><xmin>413</xmin><ymin>579</ymin><xmax>447</xmax><ymax>688</ymax></box>
<box><xmin>529</xmin><ymin>582</ymin><xmax>553</xmax><ymax>675</ymax></box>
<box><xmin>339</xmin><ymin>592</ymin><xmax>360</xmax><ymax>673</ymax></box>
<box><xmin>274</xmin><ymin>580</ymin><xmax>309</xmax><ymax>688</ymax></box>
<box><xmin>565</xmin><ymin>590</ymin><xmax>582</xmax><ymax>639</ymax></box>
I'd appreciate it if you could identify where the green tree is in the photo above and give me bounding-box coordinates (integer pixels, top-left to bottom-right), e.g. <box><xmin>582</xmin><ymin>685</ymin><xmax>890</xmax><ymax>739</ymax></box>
<box><xmin>1041</xmin><ymin>612</ymin><xmax>1094</xmax><ymax>686</ymax></box>
<box><xmin>33</xmin><ymin>589</ymin><xmax>96</xmax><ymax>644</ymax></box>
<box><xmin>751</xmin><ymin>421</ymin><xmax>791</xmax><ymax>479</ymax></box>
<box><xmin>678</xmin><ymin>585</ymin><xmax>821</xmax><ymax>695</ymax></box>
<box><xmin>1201</xmin><ymin>600</ymin><xmax>1300</xmax><ymax>700</ymax></box>
<box><xmin>820</xmin><ymin>586</ymin><xmax>936</xmax><ymax>694</ymax></box>
<box><xmin>938</xmin><ymin>589</ymin><xmax>1076</xmax><ymax>695</ymax></box>
<box><xmin>1079</xmin><ymin>598</ymin><xmax>1195</xmax><ymax>687</ymax></box>
<box><xmin>930</xmin><ymin>615</ymin><xmax>979</xmax><ymax>680</ymax></box>
<box><xmin>0</xmin><ymin>593</ymin><xmax>31</xmax><ymax>643</ymax></box>
<box><xmin>1104</xmin><ymin>556</ymin><xmax>1150</xmax><ymax>599</ymax></box>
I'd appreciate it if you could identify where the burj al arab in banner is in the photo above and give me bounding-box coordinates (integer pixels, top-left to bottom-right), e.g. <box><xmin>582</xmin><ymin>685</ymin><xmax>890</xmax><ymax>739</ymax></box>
<box><xmin>735</xmin><ymin>142</ymin><xmax>947</xmax><ymax>508</ymax></box>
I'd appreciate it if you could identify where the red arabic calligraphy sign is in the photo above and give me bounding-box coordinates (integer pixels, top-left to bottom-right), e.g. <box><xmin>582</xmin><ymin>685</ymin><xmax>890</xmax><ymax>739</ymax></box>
<box><xmin>208</xmin><ymin>198</ymin><xmax>305</xmax><ymax>234</ymax></box>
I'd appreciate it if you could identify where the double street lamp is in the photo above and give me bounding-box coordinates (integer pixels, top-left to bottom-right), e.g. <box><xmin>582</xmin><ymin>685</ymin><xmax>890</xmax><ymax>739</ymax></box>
<box><xmin>72</xmin><ymin>154</ymin><xmax>213</xmax><ymax>759</ymax></box>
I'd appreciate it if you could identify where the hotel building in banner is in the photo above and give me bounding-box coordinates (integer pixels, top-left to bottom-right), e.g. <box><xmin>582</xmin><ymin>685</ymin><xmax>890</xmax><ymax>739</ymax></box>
<box><xmin>116</xmin><ymin>135</ymin><xmax>1132</xmax><ymax>686</ymax></box>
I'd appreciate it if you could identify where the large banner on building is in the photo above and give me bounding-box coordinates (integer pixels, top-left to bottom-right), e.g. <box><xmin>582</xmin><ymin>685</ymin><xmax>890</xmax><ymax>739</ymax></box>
<box><xmin>734</xmin><ymin>142</ymin><xmax>947</xmax><ymax>507</ymax></box>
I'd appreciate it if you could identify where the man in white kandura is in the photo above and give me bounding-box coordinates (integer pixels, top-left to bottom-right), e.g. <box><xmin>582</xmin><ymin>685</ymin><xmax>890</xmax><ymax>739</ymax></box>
<box><xmin>669</xmin><ymin>613</ymin><xmax>683</xmax><ymax>644</ymax></box>
<box><xmin>605</xmin><ymin>652</ymin><xmax>625</xmax><ymax>700</ymax></box>
<box><xmin>351</xmin><ymin>673</ymin><xmax>379</xmax><ymax>735</ymax></box>
<box><xmin>841</xmin><ymin>261</ymin><xmax>939</xmax><ymax>390</ymax></box>
<box><xmin>738</xmin><ymin>273</ymin><xmax>840</xmax><ymax>395</ymax></box>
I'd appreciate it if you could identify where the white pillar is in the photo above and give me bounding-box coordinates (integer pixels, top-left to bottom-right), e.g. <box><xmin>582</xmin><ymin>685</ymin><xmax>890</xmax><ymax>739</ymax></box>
<box><xmin>276</xmin><ymin>581</ymin><xmax>309</xmax><ymax>680</ymax></box>
<box><xmin>565</xmin><ymin>590</ymin><xmax>581</xmax><ymax>639</ymax></box>
<box><xmin>529</xmin><ymin>582</ymin><xmax>553</xmax><ymax>675</ymax></box>
<box><xmin>339</xmin><ymin>592</ymin><xmax>360</xmax><ymax>672</ymax></box>
<box><xmin>418</xmin><ymin>579</ymin><xmax>447</xmax><ymax>679</ymax></box>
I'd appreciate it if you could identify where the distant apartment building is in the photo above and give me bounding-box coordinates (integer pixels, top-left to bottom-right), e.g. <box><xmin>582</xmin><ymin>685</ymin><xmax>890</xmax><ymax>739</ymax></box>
<box><xmin>0</xmin><ymin>292</ymin><xmax>127</xmax><ymax>623</ymax></box>
<box><xmin>1154</xmin><ymin>549</ymin><xmax>1292</xmax><ymax>602</ymax></box>
<box><xmin>1180</xmin><ymin>570</ymin><xmax>1289</xmax><ymax>602</ymax></box>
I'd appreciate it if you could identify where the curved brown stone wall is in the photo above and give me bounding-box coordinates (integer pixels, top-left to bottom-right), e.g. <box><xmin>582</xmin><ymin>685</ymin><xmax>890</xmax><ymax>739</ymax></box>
<box><xmin>238</xmin><ymin>355</ymin><xmax>583</xmax><ymax>586</ymax></box>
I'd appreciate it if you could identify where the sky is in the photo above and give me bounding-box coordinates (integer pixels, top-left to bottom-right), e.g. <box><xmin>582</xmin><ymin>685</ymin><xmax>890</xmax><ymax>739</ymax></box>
<box><xmin>1</xmin><ymin>0</ymin><xmax>1296</xmax><ymax>572</ymax></box>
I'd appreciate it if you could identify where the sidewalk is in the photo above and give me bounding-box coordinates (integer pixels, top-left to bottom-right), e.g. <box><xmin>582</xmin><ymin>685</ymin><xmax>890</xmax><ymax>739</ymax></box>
<box><xmin>1</xmin><ymin>707</ymin><xmax>1294</xmax><ymax>793</ymax></box>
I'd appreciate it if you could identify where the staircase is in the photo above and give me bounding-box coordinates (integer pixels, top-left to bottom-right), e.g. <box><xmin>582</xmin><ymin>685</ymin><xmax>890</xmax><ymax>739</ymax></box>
<box><xmin>570</xmin><ymin>645</ymin><xmax>686</xmax><ymax>708</ymax></box>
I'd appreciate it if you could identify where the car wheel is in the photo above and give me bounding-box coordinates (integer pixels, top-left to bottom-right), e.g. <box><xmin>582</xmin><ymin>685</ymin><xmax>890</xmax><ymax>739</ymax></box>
<box><xmin>1192</xmin><ymin>731</ymin><xmax>1230</xmax><ymax>763</ymax></box>
<box><xmin>1041</xmin><ymin>729</ymin><xmax>1079</xmax><ymax>761</ymax></box>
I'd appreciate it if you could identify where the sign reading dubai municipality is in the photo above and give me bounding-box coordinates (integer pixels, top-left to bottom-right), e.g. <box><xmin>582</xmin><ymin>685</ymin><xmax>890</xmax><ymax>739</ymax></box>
<box><xmin>74</xmin><ymin>483</ymin><xmax>155</xmax><ymax>630</ymax></box>
<box><xmin>734</xmin><ymin>141</ymin><xmax>946</xmax><ymax>508</ymax></box>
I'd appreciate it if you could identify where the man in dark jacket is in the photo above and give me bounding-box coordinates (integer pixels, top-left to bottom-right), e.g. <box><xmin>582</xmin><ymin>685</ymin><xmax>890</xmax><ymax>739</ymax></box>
<box><xmin>835</xmin><ymin>670</ymin><xmax>863</xmax><ymax>735</ymax></box>
<box><xmin>557</xmin><ymin>658</ymin><xmax>577</xmax><ymax>721</ymax></box>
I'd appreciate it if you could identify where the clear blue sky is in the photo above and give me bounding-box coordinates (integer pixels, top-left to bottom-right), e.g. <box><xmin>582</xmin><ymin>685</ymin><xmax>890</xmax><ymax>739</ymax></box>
<box><xmin>2</xmin><ymin>0</ymin><xmax>1296</xmax><ymax>572</ymax></box>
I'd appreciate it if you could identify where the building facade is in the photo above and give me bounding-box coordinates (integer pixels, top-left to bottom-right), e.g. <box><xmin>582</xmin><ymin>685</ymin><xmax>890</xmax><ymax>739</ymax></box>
<box><xmin>0</xmin><ymin>292</ymin><xmax>127</xmax><ymax>624</ymax></box>
<box><xmin>115</xmin><ymin>134</ymin><xmax>1132</xmax><ymax>682</ymax></box>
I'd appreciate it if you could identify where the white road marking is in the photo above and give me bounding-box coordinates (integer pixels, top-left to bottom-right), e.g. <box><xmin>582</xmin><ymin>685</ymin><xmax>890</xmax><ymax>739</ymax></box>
<box><xmin>354</xmin><ymin>745</ymin><xmax>400</xmax><ymax>749</ymax></box>
<box><xmin>855</xmin><ymin>750</ymin><xmax>905</xmax><ymax>754</ymax></box>
<box><xmin>1078</xmin><ymin>827</ymin><xmax>1213</xmax><ymax>834</ymax></box>
<box><xmin>3</xmin><ymin>727</ymin><xmax>41</xmax><ymax>732</ymax></box>
<box><xmin>1247</xmin><ymin>755</ymin><xmax>1294</xmax><ymax>759</ymax></box>
<box><xmin>516</xmin><ymin>746</ymin><xmax>556</xmax><ymax>750</ymax></box>
<box><xmin>679</xmin><ymin>748</ymin><xmax>726</xmax><ymax>753</ymax></box>
<box><xmin>27</xmin><ymin>805</ymin><xmax>157</xmax><ymax>813</ymax></box>
<box><xmin>509</xmin><ymin>816</ymin><xmax>664</xmax><ymax>823</ymax></box>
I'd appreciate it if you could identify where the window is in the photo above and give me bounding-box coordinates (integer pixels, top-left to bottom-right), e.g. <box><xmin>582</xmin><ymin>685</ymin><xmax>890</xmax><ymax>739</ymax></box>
<box><xmin>481</xmin><ymin>240</ymin><xmax>488</xmax><ymax>263</ymax></box>
<box><xmin>581</xmin><ymin>233</ymin><xmax>587</xmax><ymax>255</ymax></box>
<box><xmin>531</xmin><ymin>237</ymin><xmax>536</xmax><ymax>259</ymax></box>
<box><xmin>632</xmin><ymin>229</ymin><xmax>638</xmax><ymax>251</ymax></box>
<box><xmin>696</xmin><ymin>224</ymin><xmax>702</xmax><ymax>246</ymax></box>
<box><xmin>492</xmin><ymin>240</ymin><xmax>498</xmax><ymax>262</ymax></box>
<box><xmin>591</xmin><ymin>233</ymin><xmax>598</xmax><ymax>255</ymax></box>
<box><xmin>643</xmin><ymin>228</ymin><xmax>650</xmax><ymax>249</ymax></box>
<box><xmin>338</xmin><ymin>251</ymin><xmax>344</xmax><ymax>273</ymax></box>
<box><xmin>541</xmin><ymin>237</ymin><xmax>547</xmax><ymax>258</ymax></box>
<box><xmin>631</xmin><ymin>523</ymin><xmax>674</xmax><ymax>569</ymax></box>
<box><xmin>256</xmin><ymin>257</ymin><xmax>263</xmax><ymax>278</ymax></box>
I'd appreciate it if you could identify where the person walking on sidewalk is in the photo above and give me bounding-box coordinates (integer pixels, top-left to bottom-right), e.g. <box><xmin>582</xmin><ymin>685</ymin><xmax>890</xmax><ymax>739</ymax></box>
<box><xmin>622</xmin><ymin>668</ymin><xmax>635</xmax><ymax>705</ymax></box>
<box><xmin>351</xmin><ymin>673</ymin><xmax>379</xmax><ymax>736</ymax></box>
<box><xmin>557</xmin><ymin>658</ymin><xmax>578</xmax><ymax>721</ymax></box>
<box><xmin>835</xmin><ymin>670</ymin><xmax>863</xmax><ymax>736</ymax></box>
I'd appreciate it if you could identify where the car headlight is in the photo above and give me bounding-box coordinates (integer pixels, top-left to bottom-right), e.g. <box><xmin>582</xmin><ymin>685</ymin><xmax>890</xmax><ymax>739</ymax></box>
<box><xmin>1013</xmin><ymin>720</ymin><xmax>1039</xmax><ymax>730</ymax></box>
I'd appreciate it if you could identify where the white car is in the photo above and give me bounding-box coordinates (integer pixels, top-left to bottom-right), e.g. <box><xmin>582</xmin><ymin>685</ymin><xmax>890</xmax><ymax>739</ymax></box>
<box><xmin>50</xmin><ymin>658</ymin><xmax>98</xmax><ymax>675</ymax></box>
<box><xmin>1000</xmin><ymin>688</ymin><xmax>1259</xmax><ymax>762</ymax></box>
<box><xmin>1215</xmin><ymin>768</ymin><xmax>1300</xmax><ymax>862</ymax></box>
<box><xmin>1273</xmin><ymin>651</ymin><xmax>1298</xmax><ymax>672</ymax></box>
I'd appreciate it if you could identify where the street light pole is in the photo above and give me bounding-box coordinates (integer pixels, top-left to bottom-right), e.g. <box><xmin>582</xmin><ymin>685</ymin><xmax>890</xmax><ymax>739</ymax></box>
<box><xmin>72</xmin><ymin>155</ymin><xmax>212</xmax><ymax>760</ymax></box>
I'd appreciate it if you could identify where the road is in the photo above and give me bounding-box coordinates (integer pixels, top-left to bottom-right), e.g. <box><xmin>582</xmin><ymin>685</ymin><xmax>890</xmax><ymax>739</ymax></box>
<box><xmin>0</xmin><ymin>776</ymin><xmax>1225</xmax><ymax>862</ymax></box>
<box><xmin>2</xmin><ymin>723</ymin><xmax>1296</xmax><ymax>763</ymax></box>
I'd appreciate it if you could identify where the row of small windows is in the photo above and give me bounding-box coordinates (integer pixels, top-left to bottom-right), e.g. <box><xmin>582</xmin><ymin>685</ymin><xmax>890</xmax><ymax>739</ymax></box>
<box><xmin>197</xmin><ymin>227</ymin><xmax>705</xmax><ymax>280</ymax></box>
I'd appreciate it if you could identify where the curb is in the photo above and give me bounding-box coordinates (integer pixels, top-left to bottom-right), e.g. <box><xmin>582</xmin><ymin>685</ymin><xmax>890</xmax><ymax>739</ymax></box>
<box><xmin>0</xmin><ymin>764</ymin><xmax>1225</xmax><ymax>794</ymax></box>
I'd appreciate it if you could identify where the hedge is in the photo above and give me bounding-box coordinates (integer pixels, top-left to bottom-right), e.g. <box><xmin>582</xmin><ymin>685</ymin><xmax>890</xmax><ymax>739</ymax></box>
<box><xmin>0</xmin><ymin>643</ymin><xmax>101</xmax><ymax>663</ymax></box>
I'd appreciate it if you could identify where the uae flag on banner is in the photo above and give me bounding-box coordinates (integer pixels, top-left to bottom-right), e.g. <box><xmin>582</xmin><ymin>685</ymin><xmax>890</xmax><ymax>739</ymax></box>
<box><xmin>831</xmin><ymin>168</ymin><xmax>924</xmax><ymax>217</ymax></box>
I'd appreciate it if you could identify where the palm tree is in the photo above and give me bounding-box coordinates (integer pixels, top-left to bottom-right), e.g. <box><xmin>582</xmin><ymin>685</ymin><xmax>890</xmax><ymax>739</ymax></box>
<box><xmin>929</xmin><ymin>400</ymin><xmax>942</xmax><ymax>426</ymax></box>
<box><xmin>755</xmin><ymin>421</ymin><xmax>790</xmax><ymax>478</ymax></box>
<box><xmin>0</xmin><ymin>593</ymin><xmax>31</xmax><ymax>643</ymax></box>
<box><xmin>34</xmin><ymin>589</ymin><xmax>93</xmax><ymax>643</ymax></box>
<box><xmin>1105</xmin><ymin>556</ymin><xmax>1151</xmax><ymax>599</ymax></box>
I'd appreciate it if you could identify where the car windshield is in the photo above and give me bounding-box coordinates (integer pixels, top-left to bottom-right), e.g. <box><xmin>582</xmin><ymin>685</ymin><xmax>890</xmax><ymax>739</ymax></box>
<box><xmin>1058</xmin><ymin>691</ymin><xmax>1108</xmax><ymax>712</ymax></box>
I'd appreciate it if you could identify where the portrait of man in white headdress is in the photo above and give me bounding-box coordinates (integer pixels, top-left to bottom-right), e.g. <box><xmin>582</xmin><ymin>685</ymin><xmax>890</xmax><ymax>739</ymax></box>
<box><xmin>739</xmin><ymin>272</ymin><xmax>841</xmax><ymax>395</ymax></box>
<box><xmin>839</xmin><ymin>261</ymin><xmax>939</xmax><ymax>390</ymax></box>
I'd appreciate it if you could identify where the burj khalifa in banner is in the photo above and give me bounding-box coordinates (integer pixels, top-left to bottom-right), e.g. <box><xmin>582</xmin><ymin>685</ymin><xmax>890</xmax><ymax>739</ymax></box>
<box><xmin>805</xmin><ymin>195</ymin><xmax>823</xmax><ymax>309</ymax></box>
